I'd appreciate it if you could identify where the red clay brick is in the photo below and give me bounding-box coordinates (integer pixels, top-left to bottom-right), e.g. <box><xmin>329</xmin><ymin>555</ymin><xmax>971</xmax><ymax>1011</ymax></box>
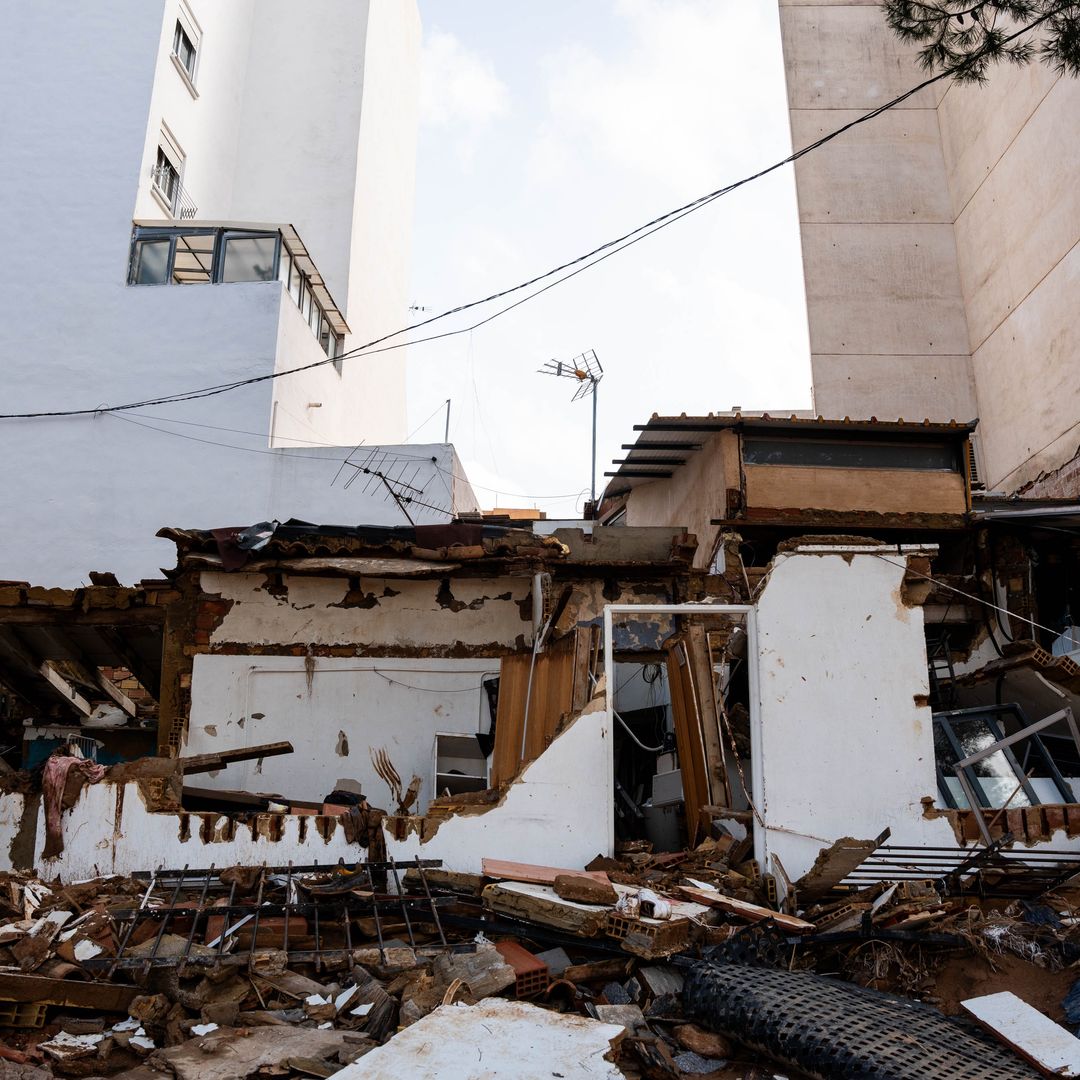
<box><xmin>1023</xmin><ymin>806</ymin><xmax>1047</xmax><ymax>842</ymax></box>
<box><xmin>1005</xmin><ymin>808</ymin><xmax>1026</xmax><ymax>842</ymax></box>
<box><xmin>1045</xmin><ymin>806</ymin><xmax>1067</xmax><ymax>836</ymax></box>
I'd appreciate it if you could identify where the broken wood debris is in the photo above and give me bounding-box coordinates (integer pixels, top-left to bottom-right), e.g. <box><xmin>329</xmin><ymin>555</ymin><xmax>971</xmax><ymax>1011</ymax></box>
<box><xmin>0</xmin><ymin>834</ymin><xmax>1075</xmax><ymax>1078</ymax></box>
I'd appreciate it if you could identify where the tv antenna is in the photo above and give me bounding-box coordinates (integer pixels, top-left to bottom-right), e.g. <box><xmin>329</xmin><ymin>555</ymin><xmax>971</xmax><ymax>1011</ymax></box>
<box><xmin>332</xmin><ymin>448</ymin><xmax>452</xmax><ymax>525</ymax></box>
<box><xmin>538</xmin><ymin>350</ymin><xmax>604</xmax><ymax>502</ymax></box>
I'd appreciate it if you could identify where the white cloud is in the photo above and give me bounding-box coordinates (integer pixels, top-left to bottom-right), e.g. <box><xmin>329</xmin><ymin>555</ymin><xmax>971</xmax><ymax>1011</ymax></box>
<box><xmin>409</xmin><ymin>2</ymin><xmax>812</xmax><ymax>517</ymax></box>
<box><xmin>420</xmin><ymin>28</ymin><xmax>510</xmax><ymax>165</ymax></box>
<box><xmin>531</xmin><ymin>0</ymin><xmax>792</xmax><ymax>194</ymax></box>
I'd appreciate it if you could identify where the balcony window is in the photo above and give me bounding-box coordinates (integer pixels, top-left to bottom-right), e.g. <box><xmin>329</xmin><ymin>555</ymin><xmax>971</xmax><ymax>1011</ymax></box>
<box><xmin>221</xmin><ymin>234</ymin><xmax>278</xmax><ymax>283</ymax></box>
<box><xmin>131</xmin><ymin>239</ymin><xmax>170</xmax><ymax>285</ymax></box>
<box><xmin>128</xmin><ymin>223</ymin><xmax>349</xmax><ymax>362</ymax></box>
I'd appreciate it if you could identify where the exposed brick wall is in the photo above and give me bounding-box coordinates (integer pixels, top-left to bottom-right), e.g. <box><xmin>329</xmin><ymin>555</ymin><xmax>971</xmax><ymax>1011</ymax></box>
<box><xmin>939</xmin><ymin>803</ymin><xmax>1080</xmax><ymax>845</ymax></box>
<box><xmin>1018</xmin><ymin>445</ymin><xmax>1080</xmax><ymax>499</ymax></box>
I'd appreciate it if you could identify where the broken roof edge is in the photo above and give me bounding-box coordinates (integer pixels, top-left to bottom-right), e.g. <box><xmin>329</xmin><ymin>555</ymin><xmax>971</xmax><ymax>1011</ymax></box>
<box><xmin>158</xmin><ymin>520</ymin><xmax>570</xmax><ymax>573</ymax></box>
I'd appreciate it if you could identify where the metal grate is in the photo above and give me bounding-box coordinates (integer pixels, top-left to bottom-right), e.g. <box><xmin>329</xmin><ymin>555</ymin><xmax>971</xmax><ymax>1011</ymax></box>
<box><xmin>85</xmin><ymin>858</ymin><xmax>461</xmax><ymax>976</ymax></box>
<box><xmin>684</xmin><ymin>962</ymin><xmax>1041</xmax><ymax>1080</ymax></box>
<box><xmin>829</xmin><ymin>837</ymin><xmax>1080</xmax><ymax>899</ymax></box>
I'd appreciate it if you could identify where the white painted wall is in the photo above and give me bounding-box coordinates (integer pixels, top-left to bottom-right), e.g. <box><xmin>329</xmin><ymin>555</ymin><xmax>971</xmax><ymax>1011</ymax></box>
<box><xmin>186</xmin><ymin>657</ymin><xmax>499</xmax><ymax>810</ymax></box>
<box><xmin>386</xmin><ymin>703</ymin><xmax>615</xmax><ymax>875</ymax></box>
<box><xmin>38</xmin><ymin>781</ymin><xmax>358</xmax><ymax>881</ymax></box>
<box><xmin>0</xmin><ymin>436</ymin><xmax>471</xmax><ymax>587</ymax></box>
<box><xmin>7</xmin><ymin>701</ymin><xmax>611</xmax><ymax>880</ymax></box>
<box><xmin>0</xmin><ymin>1</ymin><xmax>420</xmax><ymax>588</ymax></box>
<box><xmin>754</xmin><ymin>547</ymin><xmax>959</xmax><ymax>881</ymax></box>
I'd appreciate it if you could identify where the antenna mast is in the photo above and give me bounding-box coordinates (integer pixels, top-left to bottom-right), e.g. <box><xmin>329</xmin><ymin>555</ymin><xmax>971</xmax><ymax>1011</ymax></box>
<box><xmin>538</xmin><ymin>350</ymin><xmax>604</xmax><ymax>503</ymax></box>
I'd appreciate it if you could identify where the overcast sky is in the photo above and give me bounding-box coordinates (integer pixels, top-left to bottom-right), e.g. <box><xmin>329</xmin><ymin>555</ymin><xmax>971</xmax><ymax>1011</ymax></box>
<box><xmin>406</xmin><ymin>0</ymin><xmax>812</xmax><ymax>518</ymax></box>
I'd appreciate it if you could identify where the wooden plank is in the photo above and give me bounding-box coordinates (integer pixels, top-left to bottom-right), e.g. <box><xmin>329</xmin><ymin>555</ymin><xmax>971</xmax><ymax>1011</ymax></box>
<box><xmin>0</xmin><ymin>972</ymin><xmax>140</xmax><ymax>1012</ymax></box>
<box><xmin>687</xmin><ymin>624</ymin><xmax>730</xmax><ymax>807</ymax></box>
<box><xmin>666</xmin><ymin>638</ymin><xmax>708</xmax><ymax>844</ymax></box>
<box><xmin>962</xmin><ymin>991</ymin><xmax>1080</xmax><ymax>1078</ymax></box>
<box><xmin>491</xmin><ymin>637</ymin><xmax>580</xmax><ymax>787</ymax></box>
<box><xmin>483</xmin><ymin>858</ymin><xmax>610</xmax><ymax>885</ymax></box>
<box><xmin>178</xmin><ymin>741</ymin><xmax>294</xmax><ymax>775</ymax></box>
<box><xmin>570</xmin><ymin>625</ymin><xmax>597</xmax><ymax>714</ymax></box>
<box><xmin>38</xmin><ymin>662</ymin><xmax>92</xmax><ymax>716</ymax></box>
<box><xmin>96</xmin><ymin>670</ymin><xmax>138</xmax><ymax>717</ymax></box>
<box><xmin>182</xmin><ymin>786</ymin><xmax>272</xmax><ymax>811</ymax></box>
<box><xmin>674</xmin><ymin>885</ymin><xmax>817</xmax><ymax>933</ymax></box>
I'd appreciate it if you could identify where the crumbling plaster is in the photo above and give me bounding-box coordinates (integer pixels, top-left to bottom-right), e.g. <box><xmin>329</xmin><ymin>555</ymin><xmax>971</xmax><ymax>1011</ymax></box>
<box><xmin>34</xmin><ymin>781</ymin><xmax>358</xmax><ymax>881</ymax></box>
<box><xmin>202</xmin><ymin>571</ymin><xmax>532</xmax><ymax>650</ymax></box>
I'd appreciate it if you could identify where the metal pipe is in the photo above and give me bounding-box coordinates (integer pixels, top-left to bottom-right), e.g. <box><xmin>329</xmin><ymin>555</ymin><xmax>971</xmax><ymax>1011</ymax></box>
<box><xmin>591</xmin><ymin>381</ymin><xmax>598</xmax><ymax>503</ymax></box>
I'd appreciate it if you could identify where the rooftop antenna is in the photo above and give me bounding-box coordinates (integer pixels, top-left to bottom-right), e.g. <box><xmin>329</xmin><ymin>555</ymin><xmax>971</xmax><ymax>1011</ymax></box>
<box><xmin>538</xmin><ymin>350</ymin><xmax>604</xmax><ymax>503</ymax></box>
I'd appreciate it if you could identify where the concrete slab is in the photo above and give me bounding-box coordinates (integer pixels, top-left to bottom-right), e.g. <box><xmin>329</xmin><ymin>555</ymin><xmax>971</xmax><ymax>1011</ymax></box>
<box><xmin>332</xmin><ymin>998</ymin><xmax>626</xmax><ymax>1079</ymax></box>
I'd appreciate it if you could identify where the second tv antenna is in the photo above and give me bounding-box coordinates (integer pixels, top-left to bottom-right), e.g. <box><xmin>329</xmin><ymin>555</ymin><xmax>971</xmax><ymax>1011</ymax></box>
<box><xmin>538</xmin><ymin>349</ymin><xmax>604</xmax><ymax>503</ymax></box>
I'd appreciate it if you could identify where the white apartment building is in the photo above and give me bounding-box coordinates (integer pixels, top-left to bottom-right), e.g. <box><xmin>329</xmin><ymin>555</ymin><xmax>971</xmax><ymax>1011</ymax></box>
<box><xmin>0</xmin><ymin>1</ymin><xmax>457</xmax><ymax>586</ymax></box>
<box><xmin>778</xmin><ymin>0</ymin><xmax>1080</xmax><ymax>498</ymax></box>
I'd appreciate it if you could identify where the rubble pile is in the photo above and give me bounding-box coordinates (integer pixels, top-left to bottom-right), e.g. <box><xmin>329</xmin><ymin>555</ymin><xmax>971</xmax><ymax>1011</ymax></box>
<box><xmin>0</xmin><ymin>841</ymin><xmax>1077</xmax><ymax>1079</ymax></box>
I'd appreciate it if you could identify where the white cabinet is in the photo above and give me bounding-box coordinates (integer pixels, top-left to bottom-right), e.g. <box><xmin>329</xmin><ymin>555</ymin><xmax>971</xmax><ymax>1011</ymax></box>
<box><xmin>433</xmin><ymin>732</ymin><xmax>489</xmax><ymax>798</ymax></box>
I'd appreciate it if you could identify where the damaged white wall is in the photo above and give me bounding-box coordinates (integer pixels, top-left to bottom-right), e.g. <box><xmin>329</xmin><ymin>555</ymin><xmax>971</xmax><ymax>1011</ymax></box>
<box><xmin>186</xmin><ymin>571</ymin><xmax>532</xmax><ymax>806</ymax></box>
<box><xmin>385</xmin><ymin>702</ymin><xmax>614</xmax><ymax>875</ymax></box>
<box><xmin>201</xmin><ymin>572</ymin><xmax>532</xmax><ymax>651</ymax></box>
<box><xmin>754</xmin><ymin>545</ymin><xmax>959</xmax><ymax>881</ymax></box>
<box><xmin>35</xmin><ymin>782</ymin><xmax>358</xmax><ymax>881</ymax></box>
<box><xmin>1</xmin><ymin>698</ymin><xmax>611</xmax><ymax>881</ymax></box>
<box><xmin>187</xmin><ymin>657</ymin><xmax>498</xmax><ymax>810</ymax></box>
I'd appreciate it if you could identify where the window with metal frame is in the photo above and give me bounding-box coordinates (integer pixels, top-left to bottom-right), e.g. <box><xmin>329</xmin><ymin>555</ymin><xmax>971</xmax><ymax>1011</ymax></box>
<box><xmin>743</xmin><ymin>434</ymin><xmax>962</xmax><ymax>472</ymax></box>
<box><xmin>933</xmin><ymin>704</ymin><xmax>1080</xmax><ymax>812</ymax></box>
<box><xmin>172</xmin><ymin>20</ymin><xmax>197</xmax><ymax>82</ymax></box>
<box><xmin>128</xmin><ymin>226</ymin><xmax>345</xmax><ymax>360</ymax></box>
<box><xmin>152</xmin><ymin>147</ymin><xmax>180</xmax><ymax>213</ymax></box>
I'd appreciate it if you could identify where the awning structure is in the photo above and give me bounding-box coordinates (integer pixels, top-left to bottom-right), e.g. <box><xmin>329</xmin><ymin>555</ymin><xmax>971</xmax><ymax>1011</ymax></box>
<box><xmin>604</xmin><ymin>413</ymin><xmax>978</xmax><ymax>497</ymax></box>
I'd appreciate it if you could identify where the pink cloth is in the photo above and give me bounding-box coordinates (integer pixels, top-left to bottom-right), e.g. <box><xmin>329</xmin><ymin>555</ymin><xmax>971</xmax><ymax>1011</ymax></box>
<box><xmin>41</xmin><ymin>754</ymin><xmax>105</xmax><ymax>859</ymax></box>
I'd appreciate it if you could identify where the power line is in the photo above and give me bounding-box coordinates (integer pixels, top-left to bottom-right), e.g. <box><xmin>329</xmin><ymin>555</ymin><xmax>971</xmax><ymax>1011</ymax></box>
<box><xmin>108</xmin><ymin>410</ymin><xmax>590</xmax><ymax>502</ymax></box>
<box><xmin>0</xmin><ymin>13</ymin><xmax>1049</xmax><ymax>425</ymax></box>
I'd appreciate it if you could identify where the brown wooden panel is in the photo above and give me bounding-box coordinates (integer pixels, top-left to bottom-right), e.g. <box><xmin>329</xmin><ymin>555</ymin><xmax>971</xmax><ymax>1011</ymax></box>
<box><xmin>744</xmin><ymin>463</ymin><xmax>966</xmax><ymax>515</ymax></box>
<box><xmin>491</xmin><ymin>632</ymin><xmax>585</xmax><ymax>786</ymax></box>
<box><xmin>491</xmin><ymin>653</ymin><xmax>532</xmax><ymax>786</ymax></box>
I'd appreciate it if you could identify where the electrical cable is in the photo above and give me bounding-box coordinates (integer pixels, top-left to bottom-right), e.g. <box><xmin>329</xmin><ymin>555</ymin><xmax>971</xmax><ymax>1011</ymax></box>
<box><xmin>372</xmin><ymin>669</ymin><xmax>499</xmax><ymax>694</ymax></box>
<box><xmin>0</xmin><ymin>14</ymin><xmax>1051</xmax><ymax>424</ymax></box>
<box><xmin>107</xmin><ymin>411</ymin><xmax>591</xmax><ymax>502</ymax></box>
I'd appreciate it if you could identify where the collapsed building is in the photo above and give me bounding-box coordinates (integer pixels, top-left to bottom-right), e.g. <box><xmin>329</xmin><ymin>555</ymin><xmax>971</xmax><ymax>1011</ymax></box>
<box><xmin>1</xmin><ymin>416</ymin><xmax>1080</xmax><ymax>1077</ymax></box>
<box><xmin>2</xmin><ymin>415</ymin><xmax>1079</xmax><ymax>881</ymax></box>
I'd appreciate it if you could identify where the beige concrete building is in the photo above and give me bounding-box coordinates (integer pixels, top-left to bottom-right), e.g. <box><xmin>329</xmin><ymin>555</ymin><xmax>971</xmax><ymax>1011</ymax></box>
<box><xmin>778</xmin><ymin>0</ymin><xmax>1080</xmax><ymax>497</ymax></box>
